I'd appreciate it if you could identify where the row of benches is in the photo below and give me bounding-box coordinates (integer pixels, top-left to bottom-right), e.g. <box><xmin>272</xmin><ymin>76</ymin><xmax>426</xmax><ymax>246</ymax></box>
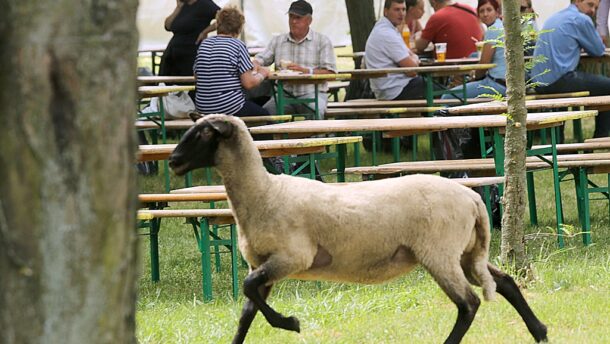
<box><xmin>137</xmin><ymin>176</ymin><xmax>505</xmax><ymax>301</ymax></box>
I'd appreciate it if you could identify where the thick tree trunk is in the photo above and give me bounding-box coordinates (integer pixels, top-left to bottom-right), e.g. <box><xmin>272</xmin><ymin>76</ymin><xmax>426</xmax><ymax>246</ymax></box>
<box><xmin>0</xmin><ymin>1</ymin><xmax>139</xmax><ymax>343</ymax></box>
<box><xmin>500</xmin><ymin>0</ymin><xmax>529</xmax><ymax>271</ymax></box>
<box><xmin>345</xmin><ymin>0</ymin><xmax>376</xmax><ymax>99</ymax></box>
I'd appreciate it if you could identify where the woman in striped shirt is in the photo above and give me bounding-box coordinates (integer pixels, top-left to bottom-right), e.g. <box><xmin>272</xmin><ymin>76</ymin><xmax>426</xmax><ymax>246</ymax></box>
<box><xmin>194</xmin><ymin>6</ymin><xmax>270</xmax><ymax>116</ymax></box>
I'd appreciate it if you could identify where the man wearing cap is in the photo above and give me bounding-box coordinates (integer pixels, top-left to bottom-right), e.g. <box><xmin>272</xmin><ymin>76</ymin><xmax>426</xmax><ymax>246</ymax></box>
<box><xmin>253</xmin><ymin>0</ymin><xmax>337</xmax><ymax>118</ymax></box>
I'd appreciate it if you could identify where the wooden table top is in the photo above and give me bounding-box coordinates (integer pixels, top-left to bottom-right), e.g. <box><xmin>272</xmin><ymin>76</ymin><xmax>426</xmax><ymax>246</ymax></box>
<box><xmin>249</xmin><ymin>111</ymin><xmax>598</xmax><ymax>136</ymax></box>
<box><xmin>135</xmin><ymin>115</ymin><xmax>293</xmax><ymax>130</ymax></box>
<box><xmin>137</xmin><ymin>136</ymin><xmax>363</xmax><ymax>162</ymax></box>
<box><xmin>445</xmin><ymin>95</ymin><xmax>610</xmax><ymax>115</ymax></box>
<box><xmin>339</xmin><ymin>64</ymin><xmax>496</xmax><ymax>78</ymax></box>
<box><xmin>138</xmin><ymin>76</ymin><xmax>195</xmax><ymax>84</ymax></box>
<box><xmin>268</xmin><ymin>72</ymin><xmax>353</xmax><ymax>81</ymax></box>
<box><xmin>138</xmin><ymin>85</ymin><xmax>195</xmax><ymax>97</ymax></box>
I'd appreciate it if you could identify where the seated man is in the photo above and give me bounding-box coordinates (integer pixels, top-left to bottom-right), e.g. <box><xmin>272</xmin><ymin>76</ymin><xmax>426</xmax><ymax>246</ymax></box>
<box><xmin>253</xmin><ymin>0</ymin><xmax>337</xmax><ymax>118</ymax></box>
<box><xmin>415</xmin><ymin>0</ymin><xmax>483</xmax><ymax>59</ymax></box>
<box><xmin>532</xmin><ymin>0</ymin><xmax>609</xmax><ymax>138</ymax></box>
<box><xmin>365</xmin><ymin>0</ymin><xmax>423</xmax><ymax>101</ymax></box>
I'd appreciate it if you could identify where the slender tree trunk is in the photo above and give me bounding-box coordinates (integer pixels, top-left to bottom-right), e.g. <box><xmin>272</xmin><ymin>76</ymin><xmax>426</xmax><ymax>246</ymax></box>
<box><xmin>0</xmin><ymin>1</ymin><xmax>139</xmax><ymax>343</ymax></box>
<box><xmin>345</xmin><ymin>0</ymin><xmax>376</xmax><ymax>99</ymax></box>
<box><xmin>500</xmin><ymin>0</ymin><xmax>529</xmax><ymax>271</ymax></box>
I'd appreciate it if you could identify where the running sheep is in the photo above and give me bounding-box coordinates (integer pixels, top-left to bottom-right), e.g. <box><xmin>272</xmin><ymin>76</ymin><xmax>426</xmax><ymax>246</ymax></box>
<box><xmin>168</xmin><ymin>114</ymin><xmax>548</xmax><ymax>344</ymax></box>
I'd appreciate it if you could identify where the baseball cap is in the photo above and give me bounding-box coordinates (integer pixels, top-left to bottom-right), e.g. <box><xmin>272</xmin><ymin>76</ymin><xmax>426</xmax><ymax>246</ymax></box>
<box><xmin>288</xmin><ymin>0</ymin><xmax>313</xmax><ymax>16</ymax></box>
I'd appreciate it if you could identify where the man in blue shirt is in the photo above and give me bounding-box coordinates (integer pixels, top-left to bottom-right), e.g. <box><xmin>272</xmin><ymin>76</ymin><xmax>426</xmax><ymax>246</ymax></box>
<box><xmin>532</xmin><ymin>0</ymin><xmax>609</xmax><ymax>137</ymax></box>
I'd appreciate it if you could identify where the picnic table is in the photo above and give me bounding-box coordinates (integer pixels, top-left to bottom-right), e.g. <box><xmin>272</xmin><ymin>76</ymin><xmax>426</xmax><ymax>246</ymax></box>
<box><xmin>443</xmin><ymin>94</ymin><xmax>610</xmax><ymax>142</ymax></box>
<box><xmin>137</xmin><ymin>136</ymin><xmax>363</xmax><ymax>182</ymax></box>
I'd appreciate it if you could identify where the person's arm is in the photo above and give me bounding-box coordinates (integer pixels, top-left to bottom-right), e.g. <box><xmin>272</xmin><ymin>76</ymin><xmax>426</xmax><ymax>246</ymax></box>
<box><xmin>397</xmin><ymin>53</ymin><xmax>419</xmax><ymax>77</ymax></box>
<box><xmin>576</xmin><ymin>16</ymin><xmax>606</xmax><ymax>56</ymax></box>
<box><xmin>414</xmin><ymin>37</ymin><xmax>430</xmax><ymax>53</ymax></box>
<box><xmin>164</xmin><ymin>0</ymin><xmax>185</xmax><ymax>31</ymax></box>
<box><xmin>475</xmin><ymin>43</ymin><xmax>495</xmax><ymax>79</ymax></box>
<box><xmin>196</xmin><ymin>22</ymin><xmax>217</xmax><ymax>44</ymax></box>
<box><xmin>597</xmin><ymin>0</ymin><xmax>610</xmax><ymax>46</ymax></box>
<box><xmin>286</xmin><ymin>34</ymin><xmax>337</xmax><ymax>74</ymax></box>
<box><xmin>241</xmin><ymin>67</ymin><xmax>269</xmax><ymax>90</ymax></box>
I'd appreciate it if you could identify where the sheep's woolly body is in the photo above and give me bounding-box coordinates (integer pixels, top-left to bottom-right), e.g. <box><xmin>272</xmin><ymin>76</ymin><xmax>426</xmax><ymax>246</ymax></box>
<box><xmin>206</xmin><ymin>115</ymin><xmax>496</xmax><ymax>301</ymax></box>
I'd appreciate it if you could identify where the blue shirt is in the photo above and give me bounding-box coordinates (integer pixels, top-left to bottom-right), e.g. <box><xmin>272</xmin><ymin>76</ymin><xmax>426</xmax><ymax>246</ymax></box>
<box><xmin>485</xmin><ymin>18</ymin><xmax>506</xmax><ymax>80</ymax></box>
<box><xmin>365</xmin><ymin>16</ymin><xmax>415</xmax><ymax>100</ymax></box>
<box><xmin>532</xmin><ymin>4</ymin><xmax>605</xmax><ymax>85</ymax></box>
<box><xmin>194</xmin><ymin>36</ymin><xmax>253</xmax><ymax>114</ymax></box>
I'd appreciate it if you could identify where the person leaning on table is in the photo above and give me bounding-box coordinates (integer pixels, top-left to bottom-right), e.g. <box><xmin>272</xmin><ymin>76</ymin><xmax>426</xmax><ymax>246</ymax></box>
<box><xmin>365</xmin><ymin>0</ymin><xmax>424</xmax><ymax>101</ymax></box>
<box><xmin>531</xmin><ymin>0</ymin><xmax>610</xmax><ymax>138</ymax></box>
<box><xmin>193</xmin><ymin>6</ymin><xmax>270</xmax><ymax>116</ymax></box>
<box><xmin>252</xmin><ymin>0</ymin><xmax>337</xmax><ymax>119</ymax></box>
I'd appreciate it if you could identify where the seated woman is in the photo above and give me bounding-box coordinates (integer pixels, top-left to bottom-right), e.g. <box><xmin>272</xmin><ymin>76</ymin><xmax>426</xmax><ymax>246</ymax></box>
<box><xmin>441</xmin><ymin>0</ymin><xmax>506</xmax><ymax>101</ymax></box>
<box><xmin>194</xmin><ymin>6</ymin><xmax>270</xmax><ymax>116</ymax></box>
<box><xmin>399</xmin><ymin>0</ymin><xmax>425</xmax><ymax>50</ymax></box>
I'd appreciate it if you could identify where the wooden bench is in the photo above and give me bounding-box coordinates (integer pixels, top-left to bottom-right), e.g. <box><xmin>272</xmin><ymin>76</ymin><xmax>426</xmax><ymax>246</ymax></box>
<box><xmin>327</xmin><ymin>81</ymin><xmax>350</xmax><ymax>102</ymax></box>
<box><xmin>325</xmin><ymin>106</ymin><xmax>443</xmax><ymax>119</ymax></box>
<box><xmin>135</xmin><ymin>115</ymin><xmax>293</xmax><ymax>131</ymax></box>
<box><xmin>138</xmin><ymin>195</ymin><xmax>236</xmax><ymax>301</ymax></box>
<box><xmin>327</xmin><ymin>92</ymin><xmax>591</xmax><ymax>109</ymax></box>
<box><xmin>342</xmin><ymin>152</ymin><xmax>610</xmax><ymax>245</ymax></box>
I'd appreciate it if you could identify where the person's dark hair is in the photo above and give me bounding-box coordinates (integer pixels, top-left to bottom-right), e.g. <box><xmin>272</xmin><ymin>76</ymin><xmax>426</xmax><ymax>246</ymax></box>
<box><xmin>477</xmin><ymin>0</ymin><xmax>501</xmax><ymax>12</ymax></box>
<box><xmin>404</xmin><ymin>0</ymin><xmax>419</xmax><ymax>10</ymax></box>
<box><xmin>384</xmin><ymin>0</ymin><xmax>405</xmax><ymax>9</ymax></box>
<box><xmin>216</xmin><ymin>6</ymin><xmax>245</xmax><ymax>37</ymax></box>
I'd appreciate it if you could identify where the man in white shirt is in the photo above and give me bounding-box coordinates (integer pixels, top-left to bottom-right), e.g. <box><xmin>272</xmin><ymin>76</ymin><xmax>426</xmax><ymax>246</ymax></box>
<box><xmin>365</xmin><ymin>0</ymin><xmax>423</xmax><ymax>100</ymax></box>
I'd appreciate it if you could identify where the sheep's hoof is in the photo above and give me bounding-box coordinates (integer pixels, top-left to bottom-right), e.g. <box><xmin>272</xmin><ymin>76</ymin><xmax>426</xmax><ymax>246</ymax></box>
<box><xmin>275</xmin><ymin>315</ymin><xmax>300</xmax><ymax>333</ymax></box>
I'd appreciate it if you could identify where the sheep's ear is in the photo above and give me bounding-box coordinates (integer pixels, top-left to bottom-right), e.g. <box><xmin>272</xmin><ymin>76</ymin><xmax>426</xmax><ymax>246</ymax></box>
<box><xmin>207</xmin><ymin>118</ymin><xmax>233</xmax><ymax>139</ymax></box>
<box><xmin>189</xmin><ymin>111</ymin><xmax>203</xmax><ymax>122</ymax></box>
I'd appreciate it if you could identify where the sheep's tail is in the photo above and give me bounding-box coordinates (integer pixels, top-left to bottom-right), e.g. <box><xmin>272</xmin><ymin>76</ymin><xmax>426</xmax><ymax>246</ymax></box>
<box><xmin>473</xmin><ymin>198</ymin><xmax>496</xmax><ymax>301</ymax></box>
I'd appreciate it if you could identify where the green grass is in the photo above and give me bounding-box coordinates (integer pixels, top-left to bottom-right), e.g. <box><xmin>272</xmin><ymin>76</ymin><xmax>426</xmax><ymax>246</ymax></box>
<box><xmin>137</xmin><ymin>150</ymin><xmax>609</xmax><ymax>341</ymax></box>
<box><xmin>135</xmin><ymin>82</ymin><xmax>609</xmax><ymax>343</ymax></box>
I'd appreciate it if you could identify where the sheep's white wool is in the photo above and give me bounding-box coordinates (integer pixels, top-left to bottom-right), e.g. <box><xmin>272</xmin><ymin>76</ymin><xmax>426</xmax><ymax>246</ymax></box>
<box><xmin>203</xmin><ymin>114</ymin><xmax>496</xmax><ymax>301</ymax></box>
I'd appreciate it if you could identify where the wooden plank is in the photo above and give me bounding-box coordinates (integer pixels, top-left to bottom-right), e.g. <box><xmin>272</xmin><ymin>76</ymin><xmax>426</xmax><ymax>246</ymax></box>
<box><xmin>532</xmin><ymin>141</ymin><xmax>610</xmax><ymax>152</ymax></box>
<box><xmin>328</xmin><ymin>98</ymin><xmax>492</xmax><ymax>108</ymax></box>
<box><xmin>446</xmin><ymin>94</ymin><xmax>609</xmax><ymax>116</ymax></box>
<box><xmin>326</xmin><ymin>106</ymin><xmax>443</xmax><ymax>117</ymax></box>
<box><xmin>171</xmin><ymin>185</ymin><xmax>226</xmax><ymax>194</ymax></box>
<box><xmin>137</xmin><ymin>208</ymin><xmax>234</xmax><ymax>219</ymax></box>
<box><xmin>139</xmin><ymin>193</ymin><xmax>227</xmax><ymax>202</ymax></box>
<box><xmin>135</xmin><ymin>115</ymin><xmax>293</xmax><ymax>130</ymax></box>
<box><xmin>138</xmin><ymin>76</ymin><xmax>195</xmax><ymax>85</ymax></box>
<box><xmin>138</xmin><ymin>85</ymin><xmax>195</xmax><ymax>97</ymax></box>
<box><xmin>137</xmin><ymin>136</ymin><xmax>363</xmax><ymax>162</ymax></box>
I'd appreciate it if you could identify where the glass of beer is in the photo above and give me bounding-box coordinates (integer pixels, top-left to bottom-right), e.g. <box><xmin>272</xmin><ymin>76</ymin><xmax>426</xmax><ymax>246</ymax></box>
<box><xmin>401</xmin><ymin>28</ymin><xmax>411</xmax><ymax>49</ymax></box>
<box><xmin>434</xmin><ymin>43</ymin><xmax>447</xmax><ymax>62</ymax></box>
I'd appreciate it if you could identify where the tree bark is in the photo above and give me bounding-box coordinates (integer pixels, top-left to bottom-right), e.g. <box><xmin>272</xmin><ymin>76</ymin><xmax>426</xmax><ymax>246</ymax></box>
<box><xmin>0</xmin><ymin>1</ymin><xmax>139</xmax><ymax>343</ymax></box>
<box><xmin>345</xmin><ymin>0</ymin><xmax>376</xmax><ymax>99</ymax></box>
<box><xmin>500</xmin><ymin>0</ymin><xmax>529</xmax><ymax>271</ymax></box>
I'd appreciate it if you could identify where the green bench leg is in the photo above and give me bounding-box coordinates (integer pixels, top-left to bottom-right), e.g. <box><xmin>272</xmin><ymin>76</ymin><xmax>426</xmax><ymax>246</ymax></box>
<box><xmin>550</xmin><ymin>128</ymin><xmax>565</xmax><ymax>248</ymax></box>
<box><xmin>149</xmin><ymin>218</ymin><xmax>161</xmax><ymax>282</ymax></box>
<box><xmin>230</xmin><ymin>224</ymin><xmax>239</xmax><ymax>300</ymax></box>
<box><xmin>200</xmin><ymin>218</ymin><xmax>213</xmax><ymax>302</ymax></box>
<box><xmin>526</xmin><ymin>171</ymin><xmax>538</xmax><ymax>225</ymax></box>
<box><xmin>336</xmin><ymin>143</ymin><xmax>347</xmax><ymax>182</ymax></box>
<box><xmin>574</xmin><ymin>168</ymin><xmax>592</xmax><ymax>246</ymax></box>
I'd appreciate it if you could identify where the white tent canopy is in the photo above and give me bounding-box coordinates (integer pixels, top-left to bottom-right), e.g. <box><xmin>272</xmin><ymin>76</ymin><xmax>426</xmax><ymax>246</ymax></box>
<box><xmin>137</xmin><ymin>0</ymin><xmax>575</xmax><ymax>50</ymax></box>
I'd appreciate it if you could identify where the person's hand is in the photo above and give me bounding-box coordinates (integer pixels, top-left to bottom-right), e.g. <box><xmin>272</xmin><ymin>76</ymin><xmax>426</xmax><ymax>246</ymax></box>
<box><xmin>258</xmin><ymin>66</ymin><xmax>270</xmax><ymax>78</ymax></box>
<box><xmin>287</xmin><ymin>63</ymin><xmax>307</xmax><ymax>73</ymax></box>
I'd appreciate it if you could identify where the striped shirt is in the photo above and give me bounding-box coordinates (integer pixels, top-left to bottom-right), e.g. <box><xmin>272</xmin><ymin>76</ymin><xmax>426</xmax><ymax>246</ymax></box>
<box><xmin>254</xmin><ymin>30</ymin><xmax>336</xmax><ymax>96</ymax></box>
<box><xmin>194</xmin><ymin>36</ymin><xmax>253</xmax><ymax>114</ymax></box>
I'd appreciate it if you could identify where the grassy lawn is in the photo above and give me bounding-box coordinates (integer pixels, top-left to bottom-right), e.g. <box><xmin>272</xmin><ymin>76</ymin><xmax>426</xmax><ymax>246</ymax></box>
<box><xmin>136</xmin><ymin>115</ymin><xmax>610</xmax><ymax>343</ymax></box>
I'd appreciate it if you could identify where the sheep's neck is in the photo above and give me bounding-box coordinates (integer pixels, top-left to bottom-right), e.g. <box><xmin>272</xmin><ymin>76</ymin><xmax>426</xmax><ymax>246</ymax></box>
<box><xmin>217</xmin><ymin>134</ymin><xmax>273</xmax><ymax>209</ymax></box>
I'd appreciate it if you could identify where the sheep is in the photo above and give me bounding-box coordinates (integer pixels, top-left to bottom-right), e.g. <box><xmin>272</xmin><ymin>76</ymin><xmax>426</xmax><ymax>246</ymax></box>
<box><xmin>168</xmin><ymin>114</ymin><xmax>548</xmax><ymax>344</ymax></box>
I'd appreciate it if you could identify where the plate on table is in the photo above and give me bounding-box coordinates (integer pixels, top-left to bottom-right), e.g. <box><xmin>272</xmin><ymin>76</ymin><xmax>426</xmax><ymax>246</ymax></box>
<box><xmin>275</xmin><ymin>70</ymin><xmax>303</xmax><ymax>76</ymax></box>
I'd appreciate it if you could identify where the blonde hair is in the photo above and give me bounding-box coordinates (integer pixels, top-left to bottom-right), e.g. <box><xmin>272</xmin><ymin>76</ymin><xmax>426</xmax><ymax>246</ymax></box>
<box><xmin>216</xmin><ymin>6</ymin><xmax>245</xmax><ymax>37</ymax></box>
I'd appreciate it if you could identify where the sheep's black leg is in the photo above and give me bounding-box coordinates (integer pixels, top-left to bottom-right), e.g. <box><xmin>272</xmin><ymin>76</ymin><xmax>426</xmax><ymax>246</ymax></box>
<box><xmin>241</xmin><ymin>268</ymin><xmax>300</xmax><ymax>333</ymax></box>
<box><xmin>424</xmin><ymin>262</ymin><xmax>480</xmax><ymax>344</ymax></box>
<box><xmin>488</xmin><ymin>264</ymin><xmax>548</xmax><ymax>342</ymax></box>
<box><xmin>232</xmin><ymin>284</ymin><xmax>272</xmax><ymax>344</ymax></box>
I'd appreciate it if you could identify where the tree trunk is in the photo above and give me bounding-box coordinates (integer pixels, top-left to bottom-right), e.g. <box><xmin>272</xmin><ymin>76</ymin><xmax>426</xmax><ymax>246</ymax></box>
<box><xmin>0</xmin><ymin>1</ymin><xmax>139</xmax><ymax>343</ymax></box>
<box><xmin>500</xmin><ymin>0</ymin><xmax>529</xmax><ymax>271</ymax></box>
<box><xmin>345</xmin><ymin>0</ymin><xmax>376</xmax><ymax>100</ymax></box>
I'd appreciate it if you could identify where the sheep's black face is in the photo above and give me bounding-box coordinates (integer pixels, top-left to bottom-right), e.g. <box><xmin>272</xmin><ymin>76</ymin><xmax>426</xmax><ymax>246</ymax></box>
<box><xmin>169</xmin><ymin>117</ymin><xmax>233</xmax><ymax>176</ymax></box>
